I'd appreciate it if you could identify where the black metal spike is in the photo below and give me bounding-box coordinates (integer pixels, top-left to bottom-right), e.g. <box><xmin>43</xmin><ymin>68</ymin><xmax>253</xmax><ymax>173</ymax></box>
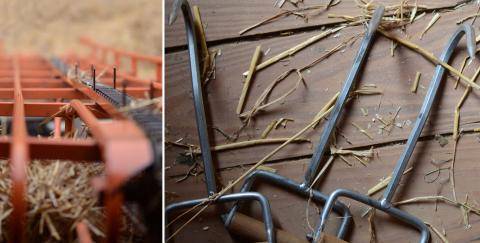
<box><xmin>113</xmin><ymin>67</ymin><xmax>117</xmax><ymax>89</ymax></box>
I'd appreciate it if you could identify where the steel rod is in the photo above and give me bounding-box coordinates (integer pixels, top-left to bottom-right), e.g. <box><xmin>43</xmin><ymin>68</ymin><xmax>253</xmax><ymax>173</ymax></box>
<box><xmin>176</xmin><ymin>0</ymin><xmax>217</xmax><ymax>196</ymax></box>
<box><xmin>304</xmin><ymin>6</ymin><xmax>385</xmax><ymax>186</ymax></box>
<box><xmin>381</xmin><ymin>24</ymin><xmax>476</xmax><ymax>205</ymax></box>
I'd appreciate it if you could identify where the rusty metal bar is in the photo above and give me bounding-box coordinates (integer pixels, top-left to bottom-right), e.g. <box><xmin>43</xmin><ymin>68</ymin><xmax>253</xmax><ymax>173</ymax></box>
<box><xmin>69</xmin><ymin>99</ymin><xmax>152</xmax><ymax>242</ymax></box>
<box><xmin>78</xmin><ymin>37</ymin><xmax>162</xmax><ymax>95</ymax></box>
<box><xmin>79</xmin><ymin>37</ymin><xmax>162</xmax><ymax>64</ymax></box>
<box><xmin>0</xmin><ymin>82</ymin><xmax>67</xmax><ymax>88</ymax></box>
<box><xmin>53</xmin><ymin>98</ymin><xmax>62</xmax><ymax>138</ymax></box>
<box><xmin>54</xmin><ymin>117</ymin><xmax>61</xmax><ymax>138</ymax></box>
<box><xmin>0</xmin><ymin>137</ymin><xmax>101</xmax><ymax>161</ymax></box>
<box><xmin>80</xmin><ymin>60</ymin><xmax>162</xmax><ymax>91</ymax></box>
<box><xmin>69</xmin><ymin>99</ymin><xmax>152</xmax><ymax>188</ymax></box>
<box><xmin>130</xmin><ymin>57</ymin><xmax>137</xmax><ymax>76</ymax></box>
<box><xmin>0</xmin><ymin>102</ymin><xmax>100</xmax><ymax>117</ymax></box>
<box><xmin>47</xmin><ymin>63</ymin><xmax>125</xmax><ymax>118</ymax></box>
<box><xmin>9</xmin><ymin>55</ymin><xmax>29</xmax><ymax>242</ymax></box>
<box><xmin>0</xmin><ymin>88</ymin><xmax>87</xmax><ymax>99</ymax></box>
<box><xmin>76</xmin><ymin>221</ymin><xmax>93</xmax><ymax>243</ymax></box>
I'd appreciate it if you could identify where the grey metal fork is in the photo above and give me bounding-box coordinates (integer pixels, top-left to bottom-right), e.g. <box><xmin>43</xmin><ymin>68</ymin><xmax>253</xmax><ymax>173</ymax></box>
<box><xmin>226</xmin><ymin>6</ymin><xmax>385</xmax><ymax>241</ymax></box>
<box><xmin>316</xmin><ymin>24</ymin><xmax>476</xmax><ymax>243</ymax></box>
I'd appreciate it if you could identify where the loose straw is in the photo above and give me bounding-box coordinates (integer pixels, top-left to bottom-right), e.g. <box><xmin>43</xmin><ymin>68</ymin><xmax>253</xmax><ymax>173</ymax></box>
<box><xmin>420</xmin><ymin>13</ymin><xmax>441</xmax><ymax>39</ymax></box>
<box><xmin>367</xmin><ymin>167</ymin><xmax>413</xmax><ymax>196</ymax></box>
<box><xmin>237</xmin><ymin>45</ymin><xmax>262</xmax><ymax>114</ymax></box>
<box><xmin>379</xmin><ymin>30</ymin><xmax>480</xmax><ymax>90</ymax></box>
<box><xmin>454</xmin><ymin>56</ymin><xmax>469</xmax><ymax>89</ymax></box>
<box><xmin>193</xmin><ymin>6</ymin><xmax>210</xmax><ymax>78</ymax></box>
<box><xmin>451</xmin><ymin>64</ymin><xmax>480</xmax><ymax>202</ymax></box>
<box><xmin>167</xmin><ymin>92</ymin><xmax>339</xmax><ymax>240</ymax></box>
<box><xmin>243</xmin><ymin>26</ymin><xmax>345</xmax><ymax>76</ymax></box>
<box><xmin>191</xmin><ymin>137</ymin><xmax>310</xmax><ymax>154</ymax></box>
<box><xmin>411</xmin><ymin>72</ymin><xmax>421</xmax><ymax>93</ymax></box>
<box><xmin>218</xmin><ymin>93</ymin><xmax>338</xmax><ymax>196</ymax></box>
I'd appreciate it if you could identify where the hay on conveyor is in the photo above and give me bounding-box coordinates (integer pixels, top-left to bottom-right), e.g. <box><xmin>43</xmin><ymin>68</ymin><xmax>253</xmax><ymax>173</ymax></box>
<box><xmin>0</xmin><ymin>160</ymin><xmax>108</xmax><ymax>242</ymax></box>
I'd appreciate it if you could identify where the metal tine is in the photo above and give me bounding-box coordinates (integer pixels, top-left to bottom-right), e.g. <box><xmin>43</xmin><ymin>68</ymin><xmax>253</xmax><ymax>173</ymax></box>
<box><xmin>303</xmin><ymin>6</ymin><xmax>385</xmax><ymax>187</ymax></box>
<box><xmin>166</xmin><ymin>1</ymin><xmax>276</xmax><ymax>242</ymax></box>
<box><xmin>382</xmin><ymin>24</ymin><xmax>475</xmax><ymax>204</ymax></box>
<box><xmin>316</xmin><ymin>24</ymin><xmax>476</xmax><ymax>243</ymax></box>
<box><xmin>226</xmin><ymin>6</ymin><xmax>385</xmax><ymax>241</ymax></box>
<box><xmin>172</xmin><ymin>0</ymin><xmax>216</xmax><ymax>196</ymax></box>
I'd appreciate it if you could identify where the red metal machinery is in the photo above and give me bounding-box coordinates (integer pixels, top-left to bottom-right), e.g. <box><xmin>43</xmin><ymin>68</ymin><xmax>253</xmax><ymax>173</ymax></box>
<box><xmin>79</xmin><ymin>37</ymin><xmax>162</xmax><ymax>94</ymax></box>
<box><xmin>0</xmin><ymin>38</ymin><xmax>162</xmax><ymax>242</ymax></box>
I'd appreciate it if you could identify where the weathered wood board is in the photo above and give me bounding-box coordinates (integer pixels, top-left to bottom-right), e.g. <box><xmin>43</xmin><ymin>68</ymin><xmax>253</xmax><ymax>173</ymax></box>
<box><xmin>165</xmin><ymin>0</ymin><xmax>460</xmax><ymax>48</ymax></box>
<box><xmin>167</xmin><ymin>133</ymin><xmax>480</xmax><ymax>242</ymax></box>
<box><xmin>166</xmin><ymin>6</ymin><xmax>480</xmax><ymax>176</ymax></box>
<box><xmin>165</xmin><ymin>1</ymin><xmax>480</xmax><ymax>242</ymax></box>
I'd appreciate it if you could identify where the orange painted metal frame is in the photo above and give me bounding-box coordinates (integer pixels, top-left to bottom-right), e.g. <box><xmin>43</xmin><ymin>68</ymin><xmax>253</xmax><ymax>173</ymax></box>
<box><xmin>10</xmin><ymin>56</ymin><xmax>30</xmax><ymax>243</ymax></box>
<box><xmin>79</xmin><ymin>37</ymin><xmax>162</xmax><ymax>92</ymax></box>
<box><xmin>1</xmin><ymin>52</ymin><xmax>156</xmax><ymax>242</ymax></box>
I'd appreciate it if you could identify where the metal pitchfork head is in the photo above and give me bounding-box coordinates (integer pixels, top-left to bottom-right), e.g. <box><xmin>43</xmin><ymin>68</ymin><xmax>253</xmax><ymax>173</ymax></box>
<box><xmin>315</xmin><ymin>24</ymin><xmax>476</xmax><ymax>243</ymax></box>
<box><xmin>226</xmin><ymin>6</ymin><xmax>385</xmax><ymax>241</ymax></box>
<box><xmin>166</xmin><ymin>1</ymin><xmax>276</xmax><ymax>242</ymax></box>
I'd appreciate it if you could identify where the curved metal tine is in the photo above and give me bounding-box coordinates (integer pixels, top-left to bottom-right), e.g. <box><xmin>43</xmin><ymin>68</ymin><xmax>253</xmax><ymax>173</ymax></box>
<box><xmin>316</xmin><ymin>189</ymin><xmax>430</xmax><ymax>243</ymax></box>
<box><xmin>225</xmin><ymin>170</ymin><xmax>352</xmax><ymax>240</ymax></box>
<box><xmin>304</xmin><ymin>6</ymin><xmax>385</xmax><ymax>186</ymax></box>
<box><xmin>170</xmin><ymin>0</ymin><xmax>216</xmax><ymax>196</ymax></box>
<box><xmin>315</xmin><ymin>24</ymin><xmax>476</xmax><ymax>243</ymax></box>
<box><xmin>381</xmin><ymin>23</ymin><xmax>476</xmax><ymax>204</ymax></box>
<box><xmin>166</xmin><ymin>192</ymin><xmax>276</xmax><ymax>243</ymax></box>
<box><xmin>167</xmin><ymin>1</ymin><xmax>276</xmax><ymax>242</ymax></box>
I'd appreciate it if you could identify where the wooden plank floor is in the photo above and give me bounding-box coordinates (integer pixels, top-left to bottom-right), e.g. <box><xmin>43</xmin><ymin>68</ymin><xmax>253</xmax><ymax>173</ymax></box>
<box><xmin>165</xmin><ymin>1</ymin><xmax>480</xmax><ymax>242</ymax></box>
<box><xmin>165</xmin><ymin>0</ymin><xmax>457</xmax><ymax>48</ymax></box>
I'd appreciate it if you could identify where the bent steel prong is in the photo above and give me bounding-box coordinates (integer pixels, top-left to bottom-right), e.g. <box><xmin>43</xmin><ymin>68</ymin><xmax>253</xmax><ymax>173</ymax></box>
<box><xmin>226</xmin><ymin>6</ymin><xmax>385</xmax><ymax>241</ymax></box>
<box><xmin>316</xmin><ymin>24</ymin><xmax>476</xmax><ymax>243</ymax></box>
<box><xmin>171</xmin><ymin>0</ymin><xmax>217</xmax><ymax>196</ymax></box>
<box><xmin>166</xmin><ymin>1</ymin><xmax>275</xmax><ymax>242</ymax></box>
<box><xmin>303</xmin><ymin>6</ymin><xmax>385</xmax><ymax>187</ymax></box>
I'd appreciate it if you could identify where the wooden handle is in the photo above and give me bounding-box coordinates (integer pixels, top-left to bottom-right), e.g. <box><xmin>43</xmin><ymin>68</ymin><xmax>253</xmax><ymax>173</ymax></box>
<box><xmin>227</xmin><ymin>212</ymin><xmax>348</xmax><ymax>243</ymax></box>
<box><xmin>227</xmin><ymin>212</ymin><xmax>306</xmax><ymax>243</ymax></box>
<box><xmin>319</xmin><ymin>234</ymin><xmax>349</xmax><ymax>243</ymax></box>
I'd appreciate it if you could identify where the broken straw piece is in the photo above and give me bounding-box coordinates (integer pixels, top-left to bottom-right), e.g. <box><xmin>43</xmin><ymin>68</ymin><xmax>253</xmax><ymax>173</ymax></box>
<box><xmin>236</xmin><ymin>45</ymin><xmax>262</xmax><ymax>115</ymax></box>
<box><xmin>411</xmin><ymin>72</ymin><xmax>421</xmax><ymax>93</ymax></box>
<box><xmin>352</xmin><ymin>122</ymin><xmax>374</xmax><ymax>140</ymax></box>
<box><xmin>420</xmin><ymin>13</ymin><xmax>441</xmax><ymax>39</ymax></box>
<box><xmin>367</xmin><ymin>167</ymin><xmax>413</xmax><ymax>196</ymax></box>
<box><xmin>379</xmin><ymin>30</ymin><xmax>479</xmax><ymax>90</ymax></box>
<box><xmin>242</xmin><ymin>26</ymin><xmax>345</xmax><ymax>76</ymax></box>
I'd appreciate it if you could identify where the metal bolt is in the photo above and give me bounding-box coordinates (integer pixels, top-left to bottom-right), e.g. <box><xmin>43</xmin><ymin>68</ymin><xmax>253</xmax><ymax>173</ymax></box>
<box><xmin>113</xmin><ymin>67</ymin><xmax>117</xmax><ymax>89</ymax></box>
